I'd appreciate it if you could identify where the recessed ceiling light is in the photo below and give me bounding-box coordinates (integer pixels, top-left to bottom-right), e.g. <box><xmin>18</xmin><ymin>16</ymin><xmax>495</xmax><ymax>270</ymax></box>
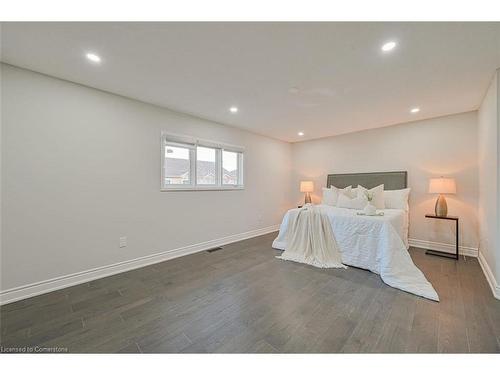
<box><xmin>229</xmin><ymin>106</ymin><xmax>238</xmax><ymax>113</ymax></box>
<box><xmin>85</xmin><ymin>52</ymin><xmax>101</xmax><ymax>63</ymax></box>
<box><xmin>381</xmin><ymin>41</ymin><xmax>397</xmax><ymax>52</ymax></box>
<box><xmin>298</xmin><ymin>131</ymin><xmax>304</xmax><ymax>136</ymax></box>
<box><xmin>410</xmin><ymin>107</ymin><xmax>420</xmax><ymax>114</ymax></box>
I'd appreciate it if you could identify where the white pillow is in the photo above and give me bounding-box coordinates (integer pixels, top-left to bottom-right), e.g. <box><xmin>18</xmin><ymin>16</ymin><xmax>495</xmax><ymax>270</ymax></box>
<box><xmin>337</xmin><ymin>192</ymin><xmax>367</xmax><ymax>210</ymax></box>
<box><xmin>321</xmin><ymin>188</ymin><xmax>337</xmax><ymax>206</ymax></box>
<box><xmin>384</xmin><ymin>188</ymin><xmax>411</xmax><ymax>210</ymax></box>
<box><xmin>321</xmin><ymin>185</ymin><xmax>353</xmax><ymax>206</ymax></box>
<box><xmin>357</xmin><ymin>184</ymin><xmax>385</xmax><ymax>209</ymax></box>
<box><xmin>333</xmin><ymin>185</ymin><xmax>353</xmax><ymax>198</ymax></box>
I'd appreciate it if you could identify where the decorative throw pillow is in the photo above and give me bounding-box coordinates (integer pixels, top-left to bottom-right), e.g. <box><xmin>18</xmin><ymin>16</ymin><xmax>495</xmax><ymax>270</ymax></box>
<box><xmin>338</xmin><ymin>185</ymin><xmax>354</xmax><ymax>198</ymax></box>
<box><xmin>321</xmin><ymin>187</ymin><xmax>337</xmax><ymax>206</ymax></box>
<box><xmin>321</xmin><ymin>185</ymin><xmax>353</xmax><ymax>206</ymax></box>
<box><xmin>357</xmin><ymin>184</ymin><xmax>385</xmax><ymax>209</ymax></box>
<box><xmin>337</xmin><ymin>192</ymin><xmax>367</xmax><ymax>209</ymax></box>
<box><xmin>384</xmin><ymin>188</ymin><xmax>411</xmax><ymax>210</ymax></box>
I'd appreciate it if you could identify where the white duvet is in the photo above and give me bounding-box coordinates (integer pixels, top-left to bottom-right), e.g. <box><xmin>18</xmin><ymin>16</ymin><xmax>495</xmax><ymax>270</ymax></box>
<box><xmin>272</xmin><ymin>205</ymin><xmax>439</xmax><ymax>301</ymax></box>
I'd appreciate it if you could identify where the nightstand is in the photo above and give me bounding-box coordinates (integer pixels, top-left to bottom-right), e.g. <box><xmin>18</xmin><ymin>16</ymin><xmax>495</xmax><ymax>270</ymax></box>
<box><xmin>424</xmin><ymin>214</ymin><xmax>459</xmax><ymax>260</ymax></box>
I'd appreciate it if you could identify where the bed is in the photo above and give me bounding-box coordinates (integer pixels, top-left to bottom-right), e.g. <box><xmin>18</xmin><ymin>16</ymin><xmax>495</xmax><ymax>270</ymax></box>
<box><xmin>272</xmin><ymin>171</ymin><xmax>439</xmax><ymax>301</ymax></box>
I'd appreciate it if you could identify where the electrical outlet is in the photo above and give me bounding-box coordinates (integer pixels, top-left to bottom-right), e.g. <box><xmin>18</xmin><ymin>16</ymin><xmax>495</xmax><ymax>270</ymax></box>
<box><xmin>119</xmin><ymin>236</ymin><xmax>127</xmax><ymax>248</ymax></box>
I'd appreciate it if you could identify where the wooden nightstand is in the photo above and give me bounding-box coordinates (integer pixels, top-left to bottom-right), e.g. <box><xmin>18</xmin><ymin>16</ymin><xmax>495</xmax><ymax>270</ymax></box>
<box><xmin>424</xmin><ymin>214</ymin><xmax>459</xmax><ymax>260</ymax></box>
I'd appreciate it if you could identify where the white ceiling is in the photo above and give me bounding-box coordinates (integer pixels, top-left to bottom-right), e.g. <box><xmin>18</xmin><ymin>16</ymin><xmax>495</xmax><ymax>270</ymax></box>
<box><xmin>2</xmin><ymin>22</ymin><xmax>500</xmax><ymax>142</ymax></box>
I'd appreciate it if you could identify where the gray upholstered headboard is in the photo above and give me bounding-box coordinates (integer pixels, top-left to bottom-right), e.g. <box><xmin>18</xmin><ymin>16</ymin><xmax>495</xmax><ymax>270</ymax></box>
<box><xmin>326</xmin><ymin>171</ymin><xmax>407</xmax><ymax>190</ymax></box>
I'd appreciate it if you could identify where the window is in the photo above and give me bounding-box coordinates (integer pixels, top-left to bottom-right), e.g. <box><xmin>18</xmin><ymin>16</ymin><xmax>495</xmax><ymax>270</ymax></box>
<box><xmin>222</xmin><ymin>150</ymin><xmax>242</xmax><ymax>186</ymax></box>
<box><xmin>164</xmin><ymin>144</ymin><xmax>193</xmax><ymax>185</ymax></box>
<box><xmin>161</xmin><ymin>133</ymin><xmax>244</xmax><ymax>190</ymax></box>
<box><xmin>196</xmin><ymin>146</ymin><xmax>217</xmax><ymax>185</ymax></box>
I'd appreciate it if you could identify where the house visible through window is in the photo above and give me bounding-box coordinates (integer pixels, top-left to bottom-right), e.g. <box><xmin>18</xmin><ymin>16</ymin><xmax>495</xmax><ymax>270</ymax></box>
<box><xmin>196</xmin><ymin>146</ymin><xmax>217</xmax><ymax>185</ymax></box>
<box><xmin>162</xmin><ymin>133</ymin><xmax>244</xmax><ymax>190</ymax></box>
<box><xmin>222</xmin><ymin>150</ymin><xmax>240</xmax><ymax>185</ymax></box>
<box><xmin>164</xmin><ymin>145</ymin><xmax>192</xmax><ymax>185</ymax></box>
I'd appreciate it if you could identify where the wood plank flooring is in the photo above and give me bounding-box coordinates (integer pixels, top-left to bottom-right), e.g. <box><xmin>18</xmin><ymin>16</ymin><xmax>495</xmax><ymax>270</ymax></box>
<box><xmin>1</xmin><ymin>232</ymin><xmax>499</xmax><ymax>353</ymax></box>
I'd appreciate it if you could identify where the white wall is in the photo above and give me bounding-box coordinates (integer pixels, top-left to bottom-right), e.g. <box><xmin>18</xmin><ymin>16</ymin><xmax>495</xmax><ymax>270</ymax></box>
<box><xmin>0</xmin><ymin>64</ymin><xmax>293</xmax><ymax>293</ymax></box>
<box><xmin>478</xmin><ymin>69</ymin><xmax>500</xmax><ymax>298</ymax></box>
<box><xmin>291</xmin><ymin>112</ymin><xmax>479</xmax><ymax>251</ymax></box>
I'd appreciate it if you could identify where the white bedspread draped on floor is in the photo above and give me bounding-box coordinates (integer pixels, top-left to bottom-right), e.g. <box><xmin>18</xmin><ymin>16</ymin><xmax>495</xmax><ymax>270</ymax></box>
<box><xmin>276</xmin><ymin>205</ymin><xmax>346</xmax><ymax>269</ymax></box>
<box><xmin>273</xmin><ymin>205</ymin><xmax>439</xmax><ymax>301</ymax></box>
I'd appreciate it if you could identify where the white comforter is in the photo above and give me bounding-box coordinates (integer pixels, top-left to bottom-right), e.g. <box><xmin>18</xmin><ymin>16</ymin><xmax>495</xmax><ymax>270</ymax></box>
<box><xmin>272</xmin><ymin>205</ymin><xmax>439</xmax><ymax>301</ymax></box>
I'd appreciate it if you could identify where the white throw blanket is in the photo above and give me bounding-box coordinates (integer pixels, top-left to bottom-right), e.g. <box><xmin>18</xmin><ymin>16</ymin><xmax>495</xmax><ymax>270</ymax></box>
<box><xmin>277</xmin><ymin>205</ymin><xmax>347</xmax><ymax>269</ymax></box>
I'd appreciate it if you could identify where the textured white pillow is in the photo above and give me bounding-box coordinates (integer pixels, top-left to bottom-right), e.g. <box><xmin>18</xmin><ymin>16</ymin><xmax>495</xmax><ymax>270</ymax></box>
<box><xmin>321</xmin><ymin>187</ymin><xmax>337</xmax><ymax>206</ymax></box>
<box><xmin>322</xmin><ymin>185</ymin><xmax>353</xmax><ymax>206</ymax></box>
<box><xmin>337</xmin><ymin>192</ymin><xmax>367</xmax><ymax>209</ymax></box>
<box><xmin>357</xmin><ymin>184</ymin><xmax>385</xmax><ymax>209</ymax></box>
<box><xmin>333</xmin><ymin>185</ymin><xmax>353</xmax><ymax>197</ymax></box>
<box><xmin>384</xmin><ymin>188</ymin><xmax>411</xmax><ymax>210</ymax></box>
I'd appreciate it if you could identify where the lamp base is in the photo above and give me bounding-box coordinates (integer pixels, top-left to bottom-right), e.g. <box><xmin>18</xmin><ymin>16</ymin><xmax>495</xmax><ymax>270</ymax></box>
<box><xmin>435</xmin><ymin>194</ymin><xmax>448</xmax><ymax>217</ymax></box>
<box><xmin>304</xmin><ymin>192</ymin><xmax>312</xmax><ymax>204</ymax></box>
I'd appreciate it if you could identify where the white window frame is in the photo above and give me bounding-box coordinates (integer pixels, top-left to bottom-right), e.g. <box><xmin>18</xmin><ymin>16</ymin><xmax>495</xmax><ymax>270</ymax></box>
<box><xmin>161</xmin><ymin>132</ymin><xmax>245</xmax><ymax>191</ymax></box>
<box><xmin>195</xmin><ymin>145</ymin><xmax>220</xmax><ymax>187</ymax></box>
<box><xmin>162</xmin><ymin>141</ymin><xmax>196</xmax><ymax>188</ymax></box>
<box><xmin>222</xmin><ymin>149</ymin><xmax>244</xmax><ymax>187</ymax></box>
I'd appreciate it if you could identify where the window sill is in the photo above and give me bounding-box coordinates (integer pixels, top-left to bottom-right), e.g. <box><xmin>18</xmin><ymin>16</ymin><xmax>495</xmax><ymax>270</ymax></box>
<box><xmin>161</xmin><ymin>186</ymin><xmax>244</xmax><ymax>192</ymax></box>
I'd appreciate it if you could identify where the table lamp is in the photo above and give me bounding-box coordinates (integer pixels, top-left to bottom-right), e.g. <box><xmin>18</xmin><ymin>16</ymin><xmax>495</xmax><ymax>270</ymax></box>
<box><xmin>300</xmin><ymin>181</ymin><xmax>314</xmax><ymax>204</ymax></box>
<box><xmin>428</xmin><ymin>177</ymin><xmax>456</xmax><ymax>217</ymax></box>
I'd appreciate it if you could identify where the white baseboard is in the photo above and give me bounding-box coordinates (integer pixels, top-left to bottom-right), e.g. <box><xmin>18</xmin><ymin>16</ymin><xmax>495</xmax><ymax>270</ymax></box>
<box><xmin>0</xmin><ymin>225</ymin><xmax>280</xmax><ymax>305</ymax></box>
<box><xmin>478</xmin><ymin>252</ymin><xmax>500</xmax><ymax>300</ymax></box>
<box><xmin>408</xmin><ymin>238</ymin><xmax>478</xmax><ymax>257</ymax></box>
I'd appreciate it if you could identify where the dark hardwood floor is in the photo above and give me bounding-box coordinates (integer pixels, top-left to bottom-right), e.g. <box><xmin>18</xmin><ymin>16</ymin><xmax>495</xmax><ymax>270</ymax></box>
<box><xmin>1</xmin><ymin>232</ymin><xmax>499</xmax><ymax>353</ymax></box>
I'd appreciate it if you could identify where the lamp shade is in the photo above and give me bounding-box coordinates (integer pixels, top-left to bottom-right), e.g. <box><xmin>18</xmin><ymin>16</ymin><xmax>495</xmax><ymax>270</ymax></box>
<box><xmin>300</xmin><ymin>181</ymin><xmax>314</xmax><ymax>193</ymax></box>
<box><xmin>428</xmin><ymin>177</ymin><xmax>456</xmax><ymax>194</ymax></box>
